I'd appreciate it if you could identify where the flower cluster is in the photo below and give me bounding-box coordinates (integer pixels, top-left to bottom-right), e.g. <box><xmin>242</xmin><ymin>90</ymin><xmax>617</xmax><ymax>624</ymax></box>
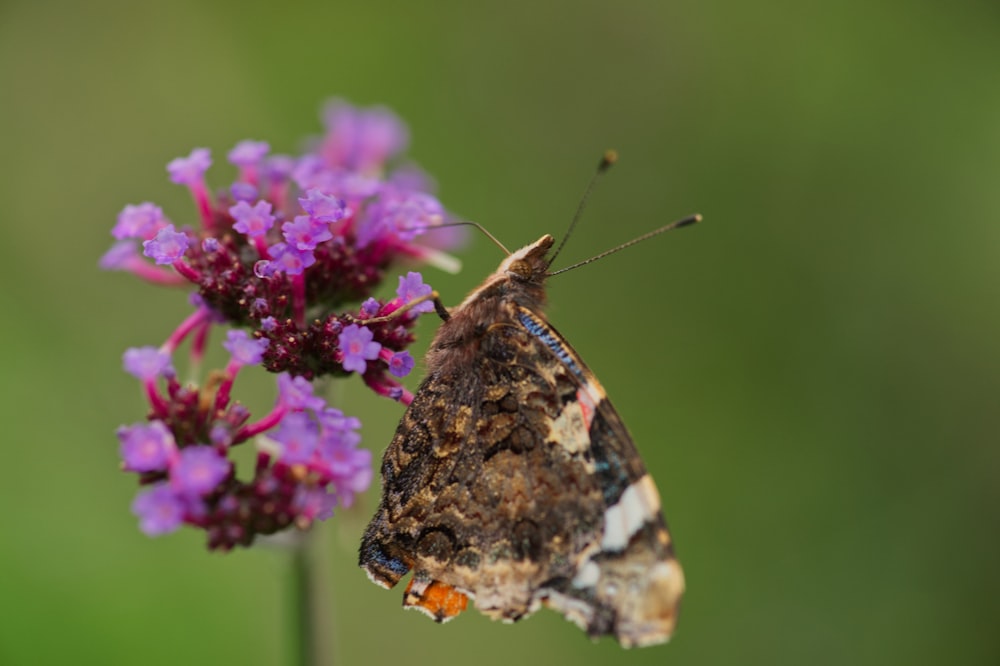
<box><xmin>102</xmin><ymin>100</ymin><xmax>464</xmax><ymax>550</ymax></box>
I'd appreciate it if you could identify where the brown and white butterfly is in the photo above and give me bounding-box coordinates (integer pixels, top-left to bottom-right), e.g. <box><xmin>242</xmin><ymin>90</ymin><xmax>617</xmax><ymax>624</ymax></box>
<box><xmin>359</xmin><ymin>157</ymin><xmax>697</xmax><ymax>647</ymax></box>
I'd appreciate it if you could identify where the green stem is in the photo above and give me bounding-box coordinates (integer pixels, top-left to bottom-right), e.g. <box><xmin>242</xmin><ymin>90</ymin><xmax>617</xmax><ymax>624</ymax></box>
<box><xmin>291</xmin><ymin>377</ymin><xmax>340</xmax><ymax>666</ymax></box>
<box><xmin>291</xmin><ymin>531</ymin><xmax>334</xmax><ymax>666</ymax></box>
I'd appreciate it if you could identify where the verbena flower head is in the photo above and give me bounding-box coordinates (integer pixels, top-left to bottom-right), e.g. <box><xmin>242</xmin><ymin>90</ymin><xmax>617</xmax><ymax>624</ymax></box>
<box><xmin>103</xmin><ymin>99</ymin><xmax>465</xmax><ymax>550</ymax></box>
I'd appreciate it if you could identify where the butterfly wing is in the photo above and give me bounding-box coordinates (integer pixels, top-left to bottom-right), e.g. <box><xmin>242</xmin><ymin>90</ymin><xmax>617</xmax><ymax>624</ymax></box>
<box><xmin>360</xmin><ymin>304</ymin><xmax>684</xmax><ymax>647</ymax></box>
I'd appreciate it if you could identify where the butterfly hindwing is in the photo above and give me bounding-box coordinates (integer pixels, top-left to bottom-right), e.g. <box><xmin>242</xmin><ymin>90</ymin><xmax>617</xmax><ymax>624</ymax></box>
<box><xmin>360</xmin><ymin>235</ymin><xmax>684</xmax><ymax>647</ymax></box>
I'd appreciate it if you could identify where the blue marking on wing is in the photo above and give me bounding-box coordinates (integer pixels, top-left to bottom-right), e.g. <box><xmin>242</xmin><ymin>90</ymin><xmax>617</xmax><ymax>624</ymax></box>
<box><xmin>517</xmin><ymin>311</ymin><xmax>584</xmax><ymax>377</ymax></box>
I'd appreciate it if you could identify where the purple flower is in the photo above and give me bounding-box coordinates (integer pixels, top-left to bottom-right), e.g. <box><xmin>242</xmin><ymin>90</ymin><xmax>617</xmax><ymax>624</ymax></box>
<box><xmin>118</xmin><ymin>421</ymin><xmax>176</xmax><ymax>472</ymax></box>
<box><xmin>291</xmin><ymin>155</ymin><xmax>325</xmax><ymax>189</ymax></box>
<box><xmin>317</xmin><ymin>409</ymin><xmax>363</xmax><ymax>461</ymax></box>
<box><xmin>282</xmin><ymin>215</ymin><xmax>333</xmax><ymax>251</ymax></box>
<box><xmin>167</xmin><ymin>148</ymin><xmax>212</xmax><ymax>185</ymax></box>
<box><xmin>228</xmin><ymin>140</ymin><xmax>270</xmax><ymax>167</ymax></box>
<box><xmin>271</xmin><ymin>412</ymin><xmax>319</xmax><ymax>464</ymax></box>
<box><xmin>107</xmin><ymin>98</ymin><xmax>468</xmax><ymax>550</ymax></box>
<box><xmin>332</xmin><ymin>172</ymin><xmax>381</xmax><ymax>199</ymax></box>
<box><xmin>396</xmin><ymin>272</ymin><xmax>435</xmax><ymax>314</ymax></box>
<box><xmin>99</xmin><ymin>240</ymin><xmax>139</xmax><ymax>271</ymax></box>
<box><xmin>320</xmin><ymin>100</ymin><xmax>409</xmax><ymax>171</ymax></box>
<box><xmin>318</xmin><ymin>406</ymin><xmax>362</xmax><ymax>439</ymax></box>
<box><xmin>276</xmin><ymin>373</ymin><xmax>326</xmax><ymax>411</ymax></box>
<box><xmin>298</xmin><ymin>189</ymin><xmax>346</xmax><ymax>223</ymax></box>
<box><xmin>223</xmin><ymin>330</ymin><xmax>269</xmax><ymax>366</ymax></box>
<box><xmin>142</xmin><ymin>225</ymin><xmax>190</xmax><ymax>264</ymax></box>
<box><xmin>318</xmin><ymin>441</ymin><xmax>372</xmax><ymax>506</ymax></box>
<box><xmin>229</xmin><ymin>200</ymin><xmax>275</xmax><ymax>237</ymax></box>
<box><xmin>209</xmin><ymin>424</ymin><xmax>232</xmax><ymax>447</ymax></box>
<box><xmin>171</xmin><ymin>446</ymin><xmax>229</xmax><ymax>496</ymax></box>
<box><xmin>389</xmin><ymin>164</ymin><xmax>437</xmax><ymax>194</ymax></box>
<box><xmin>293</xmin><ymin>486</ymin><xmax>338</xmax><ymax>521</ymax></box>
<box><xmin>355</xmin><ymin>191</ymin><xmax>443</xmax><ymax>248</ymax></box>
<box><xmin>387</xmin><ymin>192</ymin><xmax>444</xmax><ymax>238</ymax></box>
<box><xmin>267</xmin><ymin>242</ymin><xmax>315</xmax><ymax>276</ymax></box>
<box><xmin>113</xmin><ymin>203</ymin><xmax>165</xmax><ymax>240</ymax></box>
<box><xmin>387</xmin><ymin>351</ymin><xmax>415</xmax><ymax>378</ymax></box>
<box><xmin>360</xmin><ymin>298</ymin><xmax>381</xmax><ymax>318</ymax></box>
<box><xmin>265</xmin><ymin>154</ymin><xmax>296</xmax><ymax>180</ymax></box>
<box><xmin>123</xmin><ymin>346</ymin><xmax>173</xmax><ymax>381</ymax></box>
<box><xmin>132</xmin><ymin>484</ymin><xmax>185</xmax><ymax>536</ymax></box>
<box><xmin>230</xmin><ymin>182</ymin><xmax>258</xmax><ymax>202</ymax></box>
<box><xmin>338</xmin><ymin>324</ymin><xmax>381</xmax><ymax>374</ymax></box>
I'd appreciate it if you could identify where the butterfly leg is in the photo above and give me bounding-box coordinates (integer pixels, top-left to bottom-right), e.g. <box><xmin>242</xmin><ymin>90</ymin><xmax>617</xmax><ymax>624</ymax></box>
<box><xmin>350</xmin><ymin>291</ymin><xmax>451</xmax><ymax>324</ymax></box>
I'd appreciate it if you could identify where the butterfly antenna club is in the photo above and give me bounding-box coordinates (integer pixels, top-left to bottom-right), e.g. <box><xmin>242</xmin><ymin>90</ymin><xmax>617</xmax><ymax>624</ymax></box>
<box><xmin>547</xmin><ymin>213</ymin><xmax>702</xmax><ymax>277</ymax></box>
<box><xmin>547</xmin><ymin>149</ymin><xmax>618</xmax><ymax>269</ymax></box>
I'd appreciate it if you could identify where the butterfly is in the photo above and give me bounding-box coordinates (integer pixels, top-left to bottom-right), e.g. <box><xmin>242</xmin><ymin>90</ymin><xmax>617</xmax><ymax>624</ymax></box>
<box><xmin>359</xmin><ymin>204</ymin><xmax>696</xmax><ymax>648</ymax></box>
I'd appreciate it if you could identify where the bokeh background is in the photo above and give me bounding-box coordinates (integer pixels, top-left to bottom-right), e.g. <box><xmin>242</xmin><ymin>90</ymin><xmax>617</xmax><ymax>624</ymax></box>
<box><xmin>1</xmin><ymin>1</ymin><xmax>997</xmax><ymax>664</ymax></box>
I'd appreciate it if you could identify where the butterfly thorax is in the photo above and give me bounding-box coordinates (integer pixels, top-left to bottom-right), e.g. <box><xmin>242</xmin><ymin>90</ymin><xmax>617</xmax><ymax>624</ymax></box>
<box><xmin>425</xmin><ymin>235</ymin><xmax>554</xmax><ymax>374</ymax></box>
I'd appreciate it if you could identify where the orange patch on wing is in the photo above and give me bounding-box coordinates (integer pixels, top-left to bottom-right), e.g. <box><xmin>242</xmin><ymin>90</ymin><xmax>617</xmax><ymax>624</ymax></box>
<box><xmin>404</xmin><ymin>578</ymin><xmax>469</xmax><ymax>622</ymax></box>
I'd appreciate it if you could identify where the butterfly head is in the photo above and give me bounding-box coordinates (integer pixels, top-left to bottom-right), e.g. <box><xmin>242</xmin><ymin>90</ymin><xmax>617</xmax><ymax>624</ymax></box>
<box><xmin>500</xmin><ymin>234</ymin><xmax>555</xmax><ymax>284</ymax></box>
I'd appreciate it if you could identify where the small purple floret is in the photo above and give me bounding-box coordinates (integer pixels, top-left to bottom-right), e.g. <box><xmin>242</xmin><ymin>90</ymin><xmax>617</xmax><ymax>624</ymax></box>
<box><xmin>318</xmin><ymin>406</ymin><xmax>362</xmax><ymax>439</ymax></box>
<box><xmin>113</xmin><ymin>202</ymin><xmax>165</xmax><ymax>240</ymax></box>
<box><xmin>298</xmin><ymin>189</ymin><xmax>346</xmax><ymax>223</ymax></box>
<box><xmin>272</xmin><ymin>412</ymin><xmax>319</xmax><ymax>464</ymax></box>
<box><xmin>360</xmin><ymin>298</ymin><xmax>381</xmax><ymax>318</ymax></box>
<box><xmin>229</xmin><ymin>200</ymin><xmax>275</xmax><ymax>237</ymax></box>
<box><xmin>387</xmin><ymin>351</ymin><xmax>415</xmax><ymax>378</ymax></box>
<box><xmin>396</xmin><ymin>272</ymin><xmax>435</xmax><ymax>314</ymax></box>
<box><xmin>223</xmin><ymin>330</ymin><xmax>269</xmax><ymax>366</ymax></box>
<box><xmin>230</xmin><ymin>182</ymin><xmax>259</xmax><ymax>202</ymax></box>
<box><xmin>320</xmin><ymin>100</ymin><xmax>409</xmax><ymax>171</ymax></box>
<box><xmin>171</xmin><ymin>446</ymin><xmax>229</xmax><ymax>496</ymax></box>
<box><xmin>390</xmin><ymin>192</ymin><xmax>444</xmax><ymax>239</ymax></box>
<box><xmin>99</xmin><ymin>240</ymin><xmax>139</xmax><ymax>270</ymax></box>
<box><xmin>293</xmin><ymin>486</ymin><xmax>338</xmax><ymax>521</ymax></box>
<box><xmin>167</xmin><ymin>148</ymin><xmax>212</xmax><ymax>185</ymax></box>
<box><xmin>318</xmin><ymin>439</ymin><xmax>372</xmax><ymax>506</ymax></box>
<box><xmin>228</xmin><ymin>140</ymin><xmax>270</xmax><ymax>167</ymax></box>
<box><xmin>123</xmin><ymin>346</ymin><xmax>174</xmax><ymax>380</ymax></box>
<box><xmin>338</xmin><ymin>324</ymin><xmax>381</xmax><ymax>374</ymax></box>
<box><xmin>282</xmin><ymin>215</ymin><xmax>333</xmax><ymax>251</ymax></box>
<box><xmin>265</xmin><ymin>155</ymin><xmax>296</xmax><ymax>180</ymax></box>
<box><xmin>209</xmin><ymin>424</ymin><xmax>232</xmax><ymax>447</ymax></box>
<box><xmin>119</xmin><ymin>421</ymin><xmax>176</xmax><ymax>472</ymax></box>
<box><xmin>276</xmin><ymin>372</ymin><xmax>326</xmax><ymax>411</ymax></box>
<box><xmin>142</xmin><ymin>225</ymin><xmax>190</xmax><ymax>265</ymax></box>
<box><xmin>132</xmin><ymin>484</ymin><xmax>185</xmax><ymax>536</ymax></box>
<box><xmin>267</xmin><ymin>242</ymin><xmax>316</xmax><ymax>275</ymax></box>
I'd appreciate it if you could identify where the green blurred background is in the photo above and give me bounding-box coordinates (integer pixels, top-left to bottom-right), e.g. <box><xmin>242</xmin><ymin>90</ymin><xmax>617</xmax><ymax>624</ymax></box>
<box><xmin>1</xmin><ymin>0</ymin><xmax>997</xmax><ymax>664</ymax></box>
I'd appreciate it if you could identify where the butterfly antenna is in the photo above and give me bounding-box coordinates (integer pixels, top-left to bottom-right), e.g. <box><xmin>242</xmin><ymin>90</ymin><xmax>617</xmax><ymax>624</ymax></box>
<box><xmin>547</xmin><ymin>149</ymin><xmax>619</xmax><ymax>270</ymax></box>
<box><xmin>547</xmin><ymin>214</ymin><xmax>702</xmax><ymax>277</ymax></box>
<box><xmin>421</xmin><ymin>220</ymin><xmax>511</xmax><ymax>256</ymax></box>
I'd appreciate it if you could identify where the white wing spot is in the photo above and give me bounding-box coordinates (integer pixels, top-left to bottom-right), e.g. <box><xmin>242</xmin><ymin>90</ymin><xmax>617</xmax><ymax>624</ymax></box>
<box><xmin>600</xmin><ymin>475</ymin><xmax>662</xmax><ymax>551</ymax></box>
